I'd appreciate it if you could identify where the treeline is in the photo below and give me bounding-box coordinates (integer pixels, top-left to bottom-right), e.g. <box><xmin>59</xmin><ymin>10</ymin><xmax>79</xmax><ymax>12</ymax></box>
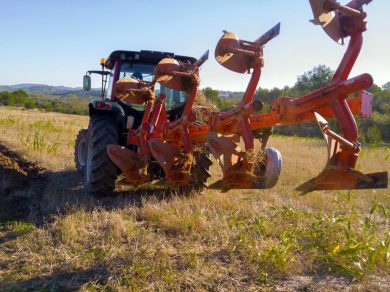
<box><xmin>0</xmin><ymin>90</ymin><xmax>35</xmax><ymax>109</ymax></box>
<box><xmin>202</xmin><ymin>87</ymin><xmax>236</xmax><ymax>110</ymax></box>
<box><xmin>203</xmin><ymin>65</ymin><xmax>390</xmax><ymax>144</ymax></box>
<box><xmin>0</xmin><ymin>90</ymin><xmax>89</xmax><ymax>115</ymax></box>
<box><xmin>1</xmin><ymin>65</ymin><xmax>388</xmax><ymax>143</ymax></box>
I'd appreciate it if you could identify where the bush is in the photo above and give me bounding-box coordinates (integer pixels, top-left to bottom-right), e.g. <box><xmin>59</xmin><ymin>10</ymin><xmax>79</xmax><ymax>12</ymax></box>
<box><xmin>0</xmin><ymin>91</ymin><xmax>15</xmax><ymax>106</ymax></box>
<box><xmin>365</xmin><ymin>126</ymin><xmax>382</xmax><ymax>144</ymax></box>
<box><xmin>24</xmin><ymin>99</ymin><xmax>35</xmax><ymax>109</ymax></box>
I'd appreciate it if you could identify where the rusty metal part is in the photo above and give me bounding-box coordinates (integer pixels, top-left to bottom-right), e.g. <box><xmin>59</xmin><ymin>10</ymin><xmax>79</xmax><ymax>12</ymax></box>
<box><xmin>207</xmin><ymin>133</ymin><xmax>282</xmax><ymax>190</ymax></box>
<box><xmin>296</xmin><ymin>112</ymin><xmax>388</xmax><ymax>193</ymax></box>
<box><xmin>215</xmin><ymin>24</ymin><xmax>280</xmax><ymax>74</ymax></box>
<box><xmin>176</xmin><ymin>90</ymin><xmax>373</xmax><ymax>146</ymax></box>
<box><xmin>107</xmin><ymin>144</ymin><xmax>147</xmax><ymax>185</ymax></box>
<box><xmin>207</xmin><ymin>132</ymin><xmax>254</xmax><ymax>189</ymax></box>
<box><xmin>208</xmin><ymin>27</ymin><xmax>277</xmax><ymax>165</ymax></box>
<box><xmin>154</xmin><ymin>58</ymin><xmax>200</xmax><ymax>91</ymax></box>
<box><xmin>309</xmin><ymin>0</ymin><xmax>370</xmax><ymax>44</ymax></box>
<box><xmin>323</xmin><ymin>0</ymin><xmax>363</xmax><ymax>17</ymax></box>
<box><xmin>310</xmin><ymin>0</ymin><xmax>343</xmax><ymax>43</ymax></box>
<box><xmin>253</xmin><ymin>127</ymin><xmax>273</xmax><ymax>150</ymax></box>
<box><xmin>149</xmin><ymin>138</ymin><xmax>193</xmax><ymax>186</ymax></box>
<box><xmin>297</xmin><ymin>164</ymin><xmax>388</xmax><ymax>193</ymax></box>
<box><xmin>215</xmin><ymin>31</ymin><xmax>254</xmax><ymax>73</ymax></box>
<box><xmin>118</xmin><ymin>51</ymin><xmax>206</xmax><ymax>188</ymax></box>
<box><xmin>113</xmin><ymin>77</ymin><xmax>154</xmax><ymax>104</ymax></box>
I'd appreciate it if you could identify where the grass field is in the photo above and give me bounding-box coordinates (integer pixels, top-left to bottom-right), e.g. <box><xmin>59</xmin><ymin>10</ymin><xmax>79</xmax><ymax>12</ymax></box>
<box><xmin>0</xmin><ymin>106</ymin><xmax>389</xmax><ymax>291</ymax></box>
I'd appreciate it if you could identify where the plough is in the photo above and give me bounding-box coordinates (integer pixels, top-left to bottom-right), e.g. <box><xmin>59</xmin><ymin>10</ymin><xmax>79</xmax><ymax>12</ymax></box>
<box><xmin>78</xmin><ymin>0</ymin><xmax>387</xmax><ymax>194</ymax></box>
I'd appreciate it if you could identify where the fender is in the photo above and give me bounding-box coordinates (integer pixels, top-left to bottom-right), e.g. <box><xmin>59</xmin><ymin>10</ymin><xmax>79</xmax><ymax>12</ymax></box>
<box><xmin>89</xmin><ymin>100</ymin><xmax>125</xmax><ymax>127</ymax></box>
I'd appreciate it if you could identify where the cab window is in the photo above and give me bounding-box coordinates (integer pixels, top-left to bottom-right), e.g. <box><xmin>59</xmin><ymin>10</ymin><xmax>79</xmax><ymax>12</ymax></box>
<box><xmin>118</xmin><ymin>62</ymin><xmax>188</xmax><ymax>111</ymax></box>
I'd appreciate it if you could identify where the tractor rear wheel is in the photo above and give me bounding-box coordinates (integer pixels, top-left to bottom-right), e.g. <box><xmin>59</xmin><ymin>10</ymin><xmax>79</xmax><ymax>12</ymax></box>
<box><xmin>74</xmin><ymin>129</ymin><xmax>88</xmax><ymax>174</ymax></box>
<box><xmin>85</xmin><ymin>115</ymin><xmax>120</xmax><ymax>195</ymax></box>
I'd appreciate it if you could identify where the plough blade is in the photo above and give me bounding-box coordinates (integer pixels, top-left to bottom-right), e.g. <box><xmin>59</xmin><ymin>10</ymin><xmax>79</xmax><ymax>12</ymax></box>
<box><xmin>207</xmin><ymin>132</ymin><xmax>254</xmax><ymax>189</ymax></box>
<box><xmin>107</xmin><ymin>144</ymin><xmax>147</xmax><ymax>185</ymax></box>
<box><xmin>254</xmin><ymin>22</ymin><xmax>281</xmax><ymax>46</ymax></box>
<box><xmin>297</xmin><ymin>165</ymin><xmax>388</xmax><ymax>194</ymax></box>
<box><xmin>296</xmin><ymin>112</ymin><xmax>388</xmax><ymax>194</ymax></box>
<box><xmin>149</xmin><ymin>139</ymin><xmax>193</xmax><ymax>186</ymax></box>
<box><xmin>207</xmin><ymin>133</ymin><xmax>282</xmax><ymax>190</ymax></box>
<box><xmin>113</xmin><ymin>77</ymin><xmax>154</xmax><ymax>104</ymax></box>
<box><xmin>154</xmin><ymin>56</ymin><xmax>201</xmax><ymax>92</ymax></box>
<box><xmin>215</xmin><ymin>31</ymin><xmax>252</xmax><ymax>74</ymax></box>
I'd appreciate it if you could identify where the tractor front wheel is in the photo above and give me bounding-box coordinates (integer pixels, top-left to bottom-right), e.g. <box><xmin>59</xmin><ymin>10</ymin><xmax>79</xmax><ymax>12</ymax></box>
<box><xmin>74</xmin><ymin>129</ymin><xmax>88</xmax><ymax>174</ymax></box>
<box><xmin>84</xmin><ymin>115</ymin><xmax>120</xmax><ymax>195</ymax></box>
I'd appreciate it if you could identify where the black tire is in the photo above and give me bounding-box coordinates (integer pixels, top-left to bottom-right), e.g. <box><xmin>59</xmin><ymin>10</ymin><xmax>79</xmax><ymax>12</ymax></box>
<box><xmin>74</xmin><ymin>129</ymin><xmax>88</xmax><ymax>174</ymax></box>
<box><xmin>85</xmin><ymin>115</ymin><xmax>120</xmax><ymax>195</ymax></box>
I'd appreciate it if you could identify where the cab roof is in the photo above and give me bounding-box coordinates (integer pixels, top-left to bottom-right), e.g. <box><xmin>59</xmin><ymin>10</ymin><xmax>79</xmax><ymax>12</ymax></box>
<box><xmin>105</xmin><ymin>50</ymin><xmax>197</xmax><ymax>70</ymax></box>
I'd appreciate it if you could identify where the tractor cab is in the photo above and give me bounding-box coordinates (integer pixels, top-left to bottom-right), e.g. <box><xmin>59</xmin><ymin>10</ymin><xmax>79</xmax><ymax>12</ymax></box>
<box><xmin>83</xmin><ymin>50</ymin><xmax>197</xmax><ymax>128</ymax></box>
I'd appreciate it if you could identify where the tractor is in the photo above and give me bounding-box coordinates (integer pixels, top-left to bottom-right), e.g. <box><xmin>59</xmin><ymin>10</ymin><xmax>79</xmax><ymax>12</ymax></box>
<box><xmin>75</xmin><ymin>50</ymin><xmax>212</xmax><ymax>194</ymax></box>
<box><xmin>76</xmin><ymin>0</ymin><xmax>387</xmax><ymax>196</ymax></box>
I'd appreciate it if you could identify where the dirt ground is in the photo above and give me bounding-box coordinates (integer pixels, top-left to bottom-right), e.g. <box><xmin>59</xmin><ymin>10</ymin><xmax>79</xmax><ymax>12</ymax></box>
<box><xmin>0</xmin><ymin>144</ymin><xmax>46</xmax><ymax>224</ymax></box>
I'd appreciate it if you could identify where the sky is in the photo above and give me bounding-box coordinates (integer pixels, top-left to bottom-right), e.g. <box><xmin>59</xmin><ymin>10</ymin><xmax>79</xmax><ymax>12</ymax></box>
<box><xmin>0</xmin><ymin>0</ymin><xmax>389</xmax><ymax>91</ymax></box>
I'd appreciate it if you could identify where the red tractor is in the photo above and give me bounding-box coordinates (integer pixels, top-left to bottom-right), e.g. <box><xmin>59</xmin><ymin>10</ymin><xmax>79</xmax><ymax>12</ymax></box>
<box><xmin>75</xmin><ymin>51</ymin><xmax>212</xmax><ymax>194</ymax></box>
<box><xmin>76</xmin><ymin>0</ymin><xmax>387</xmax><ymax>195</ymax></box>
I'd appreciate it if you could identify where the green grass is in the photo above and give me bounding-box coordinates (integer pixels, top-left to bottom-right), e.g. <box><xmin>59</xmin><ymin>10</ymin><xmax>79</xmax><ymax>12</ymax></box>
<box><xmin>0</xmin><ymin>106</ymin><xmax>389</xmax><ymax>290</ymax></box>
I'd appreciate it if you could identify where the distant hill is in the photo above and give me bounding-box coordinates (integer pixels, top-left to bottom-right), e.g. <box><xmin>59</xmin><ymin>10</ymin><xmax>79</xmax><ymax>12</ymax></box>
<box><xmin>1</xmin><ymin>84</ymin><xmax>244</xmax><ymax>100</ymax></box>
<box><xmin>0</xmin><ymin>84</ymin><xmax>101</xmax><ymax>97</ymax></box>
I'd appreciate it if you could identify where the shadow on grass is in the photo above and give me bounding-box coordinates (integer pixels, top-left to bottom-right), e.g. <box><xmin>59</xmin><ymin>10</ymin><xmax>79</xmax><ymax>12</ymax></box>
<box><xmin>0</xmin><ymin>141</ymin><xmax>198</xmax><ymax>255</ymax></box>
<box><xmin>40</xmin><ymin>169</ymin><xmax>182</xmax><ymax>217</ymax></box>
<box><xmin>0</xmin><ymin>265</ymin><xmax>109</xmax><ymax>291</ymax></box>
<box><xmin>0</xmin><ymin>141</ymin><xmax>194</xmax><ymax>227</ymax></box>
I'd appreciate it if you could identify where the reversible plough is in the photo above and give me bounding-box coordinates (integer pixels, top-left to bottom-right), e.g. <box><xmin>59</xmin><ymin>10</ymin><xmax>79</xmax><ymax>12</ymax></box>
<box><xmin>100</xmin><ymin>0</ymin><xmax>387</xmax><ymax>193</ymax></box>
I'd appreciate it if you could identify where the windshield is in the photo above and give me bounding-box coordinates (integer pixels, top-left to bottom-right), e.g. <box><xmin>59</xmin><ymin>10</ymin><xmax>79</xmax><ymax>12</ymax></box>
<box><xmin>118</xmin><ymin>62</ymin><xmax>188</xmax><ymax>111</ymax></box>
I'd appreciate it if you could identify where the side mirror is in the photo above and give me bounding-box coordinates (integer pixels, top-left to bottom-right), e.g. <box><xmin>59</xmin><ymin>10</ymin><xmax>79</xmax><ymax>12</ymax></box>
<box><xmin>83</xmin><ymin>75</ymin><xmax>91</xmax><ymax>91</ymax></box>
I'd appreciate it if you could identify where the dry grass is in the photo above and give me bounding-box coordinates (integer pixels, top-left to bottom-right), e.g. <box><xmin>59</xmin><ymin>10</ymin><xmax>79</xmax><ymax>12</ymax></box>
<box><xmin>0</xmin><ymin>106</ymin><xmax>389</xmax><ymax>291</ymax></box>
<box><xmin>0</xmin><ymin>107</ymin><xmax>88</xmax><ymax>170</ymax></box>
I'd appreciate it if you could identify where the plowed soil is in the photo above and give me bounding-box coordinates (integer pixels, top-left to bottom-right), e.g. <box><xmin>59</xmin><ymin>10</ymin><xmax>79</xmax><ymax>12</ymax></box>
<box><xmin>0</xmin><ymin>144</ymin><xmax>46</xmax><ymax>223</ymax></box>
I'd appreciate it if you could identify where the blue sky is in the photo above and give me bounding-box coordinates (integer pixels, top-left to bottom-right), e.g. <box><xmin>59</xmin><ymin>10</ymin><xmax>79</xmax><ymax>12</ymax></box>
<box><xmin>1</xmin><ymin>0</ymin><xmax>389</xmax><ymax>91</ymax></box>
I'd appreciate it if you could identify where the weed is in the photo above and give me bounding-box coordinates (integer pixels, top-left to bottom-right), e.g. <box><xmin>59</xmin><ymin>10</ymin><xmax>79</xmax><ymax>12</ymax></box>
<box><xmin>0</xmin><ymin>221</ymin><xmax>34</xmax><ymax>233</ymax></box>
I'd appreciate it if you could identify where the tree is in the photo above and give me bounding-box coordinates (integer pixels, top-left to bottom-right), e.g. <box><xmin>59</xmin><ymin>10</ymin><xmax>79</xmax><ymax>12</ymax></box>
<box><xmin>12</xmin><ymin>90</ymin><xmax>29</xmax><ymax>105</ymax></box>
<box><xmin>202</xmin><ymin>87</ymin><xmax>235</xmax><ymax>110</ymax></box>
<box><xmin>368</xmin><ymin>84</ymin><xmax>382</xmax><ymax>96</ymax></box>
<box><xmin>254</xmin><ymin>87</ymin><xmax>285</xmax><ymax>104</ymax></box>
<box><xmin>43</xmin><ymin>102</ymin><xmax>54</xmax><ymax>112</ymax></box>
<box><xmin>24</xmin><ymin>99</ymin><xmax>35</xmax><ymax>109</ymax></box>
<box><xmin>365</xmin><ymin>125</ymin><xmax>382</xmax><ymax>144</ymax></box>
<box><xmin>203</xmin><ymin>87</ymin><xmax>219</xmax><ymax>102</ymax></box>
<box><xmin>382</xmin><ymin>81</ymin><xmax>390</xmax><ymax>91</ymax></box>
<box><xmin>0</xmin><ymin>91</ymin><xmax>15</xmax><ymax>105</ymax></box>
<box><xmin>294</xmin><ymin>64</ymin><xmax>334</xmax><ymax>94</ymax></box>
